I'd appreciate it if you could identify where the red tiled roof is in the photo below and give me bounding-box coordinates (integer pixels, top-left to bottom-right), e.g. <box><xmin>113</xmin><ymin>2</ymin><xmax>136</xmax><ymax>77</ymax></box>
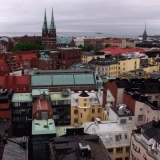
<box><xmin>14</xmin><ymin>75</ymin><xmax>29</xmax><ymax>85</ymax></box>
<box><xmin>0</xmin><ymin>59</ymin><xmax>9</xmax><ymax>71</ymax></box>
<box><xmin>101</xmin><ymin>46</ymin><xmax>145</xmax><ymax>55</ymax></box>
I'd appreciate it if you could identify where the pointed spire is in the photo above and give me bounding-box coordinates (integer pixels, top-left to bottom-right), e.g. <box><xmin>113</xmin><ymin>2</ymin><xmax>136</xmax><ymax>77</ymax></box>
<box><xmin>42</xmin><ymin>9</ymin><xmax>48</xmax><ymax>30</ymax></box>
<box><xmin>143</xmin><ymin>21</ymin><xmax>147</xmax><ymax>35</ymax></box>
<box><xmin>49</xmin><ymin>8</ymin><xmax>56</xmax><ymax>30</ymax></box>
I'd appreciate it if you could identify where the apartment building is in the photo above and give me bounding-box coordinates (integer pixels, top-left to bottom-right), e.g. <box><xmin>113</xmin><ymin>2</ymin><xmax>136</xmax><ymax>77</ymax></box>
<box><xmin>82</xmin><ymin>104</ymin><xmax>136</xmax><ymax>160</ymax></box>
<box><xmin>102</xmin><ymin>39</ymin><xmax>126</xmax><ymax>48</ymax></box>
<box><xmin>82</xmin><ymin>51</ymin><xmax>105</xmax><ymax>64</ymax></box>
<box><xmin>130</xmin><ymin>121</ymin><xmax>160</xmax><ymax>160</ymax></box>
<box><xmin>124</xmin><ymin>91</ymin><xmax>160</xmax><ymax>127</ymax></box>
<box><xmin>70</xmin><ymin>90</ymin><xmax>103</xmax><ymax>126</ymax></box>
<box><xmin>49</xmin><ymin>128</ymin><xmax>112</xmax><ymax>160</ymax></box>
<box><xmin>88</xmin><ymin>55</ymin><xmax>119</xmax><ymax>77</ymax></box>
<box><xmin>74</xmin><ymin>36</ymin><xmax>86</xmax><ymax>47</ymax></box>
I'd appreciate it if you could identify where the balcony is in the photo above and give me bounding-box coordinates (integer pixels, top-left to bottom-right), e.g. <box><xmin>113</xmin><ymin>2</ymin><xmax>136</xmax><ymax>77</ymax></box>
<box><xmin>133</xmin><ymin>132</ymin><xmax>160</xmax><ymax>160</ymax></box>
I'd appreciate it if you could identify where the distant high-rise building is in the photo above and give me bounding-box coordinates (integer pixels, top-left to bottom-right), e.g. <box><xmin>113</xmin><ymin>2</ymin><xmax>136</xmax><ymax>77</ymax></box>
<box><xmin>142</xmin><ymin>22</ymin><xmax>147</xmax><ymax>41</ymax></box>
<box><xmin>42</xmin><ymin>8</ymin><xmax>56</xmax><ymax>49</ymax></box>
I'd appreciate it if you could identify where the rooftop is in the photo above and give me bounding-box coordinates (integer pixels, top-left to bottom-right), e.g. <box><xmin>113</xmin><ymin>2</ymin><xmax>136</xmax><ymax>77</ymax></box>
<box><xmin>30</xmin><ymin>73</ymin><xmax>96</xmax><ymax>87</ymax></box>
<box><xmin>12</xmin><ymin>93</ymin><xmax>32</xmax><ymax>103</ymax></box>
<box><xmin>50</xmin><ymin>92</ymin><xmax>70</xmax><ymax>101</ymax></box>
<box><xmin>32</xmin><ymin>119</ymin><xmax>56</xmax><ymax>135</ymax></box>
<box><xmin>71</xmin><ymin>91</ymin><xmax>102</xmax><ymax>106</ymax></box>
<box><xmin>81</xmin><ymin>121</ymin><xmax>136</xmax><ymax>148</ymax></box>
<box><xmin>49</xmin><ymin>128</ymin><xmax>112</xmax><ymax>160</ymax></box>
<box><xmin>2</xmin><ymin>137</ymin><xmax>28</xmax><ymax>160</ymax></box>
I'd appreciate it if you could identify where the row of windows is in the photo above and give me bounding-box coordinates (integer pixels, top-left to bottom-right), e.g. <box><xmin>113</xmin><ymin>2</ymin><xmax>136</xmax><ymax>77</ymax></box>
<box><xmin>108</xmin><ymin>147</ymin><xmax>129</xmax><ymax>154</ymax></box>
<box><xmin>74</xmin><ymin>108</ymin><xmax>101</xmax><ymax>114</ymax></box>
<box><xmin>74</xmin><ymin>117</ymin><xmax>99</xmax><ymax>123</ymax></box>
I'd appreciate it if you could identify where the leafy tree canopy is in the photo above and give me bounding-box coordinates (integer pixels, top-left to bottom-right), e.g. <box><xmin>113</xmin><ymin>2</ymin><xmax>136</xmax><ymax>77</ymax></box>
<box><xmin>11</xmin><ymin>41</ymin><xmax>44</xmax><ymax>52</ymax></box>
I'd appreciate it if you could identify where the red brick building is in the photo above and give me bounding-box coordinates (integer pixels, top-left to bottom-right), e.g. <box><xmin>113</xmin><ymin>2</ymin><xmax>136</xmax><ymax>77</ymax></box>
<box><xmin>42</xmin><ymin>9</ymin><xmax>56</xmax><ymax>49</ymax></box>
<box><xmin>0</xmin><ymin>75</ymin><xmax>30</xmax><ymax>93</ymax></box>
<box><xmin>0</xmin><ymin>59</ymin><xmax>9</xmax><ymax>76</ymax></box>
<box><xmin>58</xmin><ymin>48</ymin><xmax>82</xmax><ymax>69</ymax></box>
<box><xmin>84</xmin><ymin>39</ymin><xmax>103</xmax><ymax>50</ymax></box>
<box><xmin>17</xmin><ymin>35</ymin><xmax>41</xmax><ymax>44</ymax></box>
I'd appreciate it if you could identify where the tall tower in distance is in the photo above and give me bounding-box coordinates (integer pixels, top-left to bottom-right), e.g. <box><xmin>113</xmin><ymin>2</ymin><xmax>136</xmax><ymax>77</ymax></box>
<box><xmin>142</xmin><ymin>22</ymin><xmax>147</xmax><ymax>41</ymax></box>
<box><xmin>42</xmin><ymin>8</ymin><xmax>57</xmax><ymax>49</ymax></box>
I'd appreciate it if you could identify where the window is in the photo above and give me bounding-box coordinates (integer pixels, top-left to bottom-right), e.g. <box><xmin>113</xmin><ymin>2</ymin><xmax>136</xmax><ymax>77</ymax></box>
<box><xmin>129</xmin><ymin>117</ymin><xmax>132</xmax><ymax>120</ymax></box>
<box><xmin>74</xmin><ymin>109</ymin><xmax>78</xmax><ymax>114</ymax></box>
<box><xmin>125</xmin><ymin>157</ymin><xmax>129</xmax><ymax>160</ymax></box>
<box><xmin>91</xmin><ymin>117</ymin><xmax>94</xmax><ymax>121</ymax></box>
<box><xmin>84</xmin><ymin>109</ymin><xmax>86</xmax><ymax>112</ymax></box>
<box><xmin>126</xmin><ymin>147</ymin><xmax>130</xmax><ymax>152</ymax></box>
<box><xmin>97</xmin><ymin>108</ymin><xmax>101</xmax><ymax>113</ymax></box>
<box><xmin>84</xmin><ymin>103</ymin><xmax>87</xmax><ymax>106</ymax></box>
<box><xmin>108</xmin><ymin>148</ymin><xmax>113</xmax><ymax>154</ymax></box>
<box><xmin>92</xmin><ymin>108</ymin><xmax>95</xmax><ymax>114</ymax></box>
<box><xmin>115</xmin><ymin>135</ymin><xmax>122</xmax><ymax>142</ymax></box>
<box><xmin>148</xmin><ymin>96</ymin><xmax>151</xmax><ymax>101</ymax></box>
<box><xmin>138</xmin><ymin>115</ymin><xmax>143</xmax><ymax>121</ymax></box>
<box><xmin>105</xmin><ymin>135</ymin><xmax>112</xmax><ymax>143</ymax></box>
<box><xmin>116</xmin><ymin>147</ymin><xmax>123</xmax><ymax>153</ymax></box>
<box><xmin>124</xmin><ymin>133</ymin><xmax>128</xmax><ymax>139</ymax></box>
<box><xmin>84</xmin><ymin>99</ymin><xmax>87</xmax><ymax>101</ymax></box>
<box><xmin>81</xmin><ymin>113</ymin><xmax>82</xmax><ymax>118</ymax></box>
<box><xmin>140</xmin><ymin>108</ymin><xmax>142</xmax><ymax>111</ymax></box>
<box><xmin>74</xmin><ymin>118</ymin><xmax>78</xmax><ymax>123</ymax></box>
<box><xmin>116</xmin><ymin>158</ymin><xmax>122</xmax><ymax>160</ymax></box>
<box><xmin>120</xmin><ymin>119</ymin><xmax>127</xmax><ymax>124</ymax></box>
<box><xmin>155</xmin><ymin>95</ymin><xmax>159</xmax><ymax>100</ymax></box>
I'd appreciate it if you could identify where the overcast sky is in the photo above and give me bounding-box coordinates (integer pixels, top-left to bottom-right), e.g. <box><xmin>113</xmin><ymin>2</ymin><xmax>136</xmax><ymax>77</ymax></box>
<box><xmin>0</xmin><ymin>0</ymin><xmax>160</xmax><ymax>37</ymax></box>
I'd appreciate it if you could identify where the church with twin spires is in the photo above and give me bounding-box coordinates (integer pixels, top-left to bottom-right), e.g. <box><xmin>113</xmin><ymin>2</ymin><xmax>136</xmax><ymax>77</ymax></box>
<box><xmin>42</xmin><ymin>8</ymin><xmax>75</xmax><ymax>49</ymax></box>
<box><xmin>42</xmin><ymin>8</ymin><xmax>57</xmax><ymax>49</ymax></box>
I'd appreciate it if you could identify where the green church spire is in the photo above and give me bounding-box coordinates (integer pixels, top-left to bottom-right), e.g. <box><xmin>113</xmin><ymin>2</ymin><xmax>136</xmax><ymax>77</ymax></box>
<box><xmin>49</xmin><ymin>8</ymin><xmax>56</xmax><ymax>30</ymax></box>
<box><xmin>42</xmin><ymin>9</ymin><xmax>48</xmax><ymax>30</ymax></box>
<box><xmin>143</xmin><ymin>21</ymin><xmax>147</xmax><ymax>35</ymax></box>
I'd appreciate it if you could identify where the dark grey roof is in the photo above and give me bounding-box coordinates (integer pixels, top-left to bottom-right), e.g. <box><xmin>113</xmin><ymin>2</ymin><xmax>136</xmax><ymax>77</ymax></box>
<box><xmin>89</xmin><ymin>57</ymin><xmax>118</xmax><ymax>65</ymax></box>
<box><xmin>2</xmin><ymin>137</ymin><xmax>28</xmax><ymax>160</ymax></box>
<box><xmin>79</xmin><ymin>91</ymin><xmax>89</xmax><ymax>97</ymax></box>
<box><xmin>49</xmin><ymin>128</ymin><xmax>112</xmax><ymax>160</ymax></box>
<box><xmin>142</xmin><ymin>128</ymin><xmax>158</xmax><ymax>140</ymax></box>
<box><xmin>140</xmin><ymin>121</ymin><xmax>160</xmax><ymax>143</ymax></box>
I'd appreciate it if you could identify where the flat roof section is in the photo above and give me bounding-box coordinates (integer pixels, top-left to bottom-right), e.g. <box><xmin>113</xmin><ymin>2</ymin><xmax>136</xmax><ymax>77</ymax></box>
<box><xmin>50</xmin><ymin>92</ymin><xmax>70</xmax><ymax>101</ymax></box>
<box><xmin>12</xmin><ymin>93</ymin><xmax>32</xmax><ymax>103</ymax></box>
<box><xmin>32</xmin><ymin>119</ymin><xmax>56</xmax><ymax>135</ymax></box>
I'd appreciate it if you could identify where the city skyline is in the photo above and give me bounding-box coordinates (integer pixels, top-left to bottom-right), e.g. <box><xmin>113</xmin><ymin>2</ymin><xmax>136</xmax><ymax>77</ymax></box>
<box><xmin>0</xmin><ymin>0</ymin><xmax>160</xmax><ymax>36</ymax></box>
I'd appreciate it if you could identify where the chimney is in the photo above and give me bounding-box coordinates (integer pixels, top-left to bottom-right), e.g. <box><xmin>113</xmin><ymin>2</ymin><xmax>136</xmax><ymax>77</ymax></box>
<box><xmin>103</xmin><ymin>83</ymin><xmax>107</xmax><ymax>108</ymax></box>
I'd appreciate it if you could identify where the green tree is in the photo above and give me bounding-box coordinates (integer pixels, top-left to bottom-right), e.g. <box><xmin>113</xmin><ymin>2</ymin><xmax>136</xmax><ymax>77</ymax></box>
<box><xmin>12</xmin><ymin>41</ymin><xmax>44</xmax><ymax>52</ymax></box>
<box><xmin>105</xmin><ymin>44</ymin><xmax>111</xmax><ymax>48</ymax></box>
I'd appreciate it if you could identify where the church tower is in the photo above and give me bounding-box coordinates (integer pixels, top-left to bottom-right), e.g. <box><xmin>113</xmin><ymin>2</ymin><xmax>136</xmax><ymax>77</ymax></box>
<box><xmin>48</xmin><ymin>8</ymin><xmax>57</xmax><ymax>49</ymax></box>
<box><xmin>42</xmin><ymin>8</ymin><xmax>57</xmax><ymax>49</ymax></box>
<box><xmin>42</xmin><ymin>9</ymin><xmax>48</xmax><ymax>48</ymax></box>
<box><xmin>142</xmin><ymin>22</ymin><xmax>147</xmax><ymax>41</ymax></box>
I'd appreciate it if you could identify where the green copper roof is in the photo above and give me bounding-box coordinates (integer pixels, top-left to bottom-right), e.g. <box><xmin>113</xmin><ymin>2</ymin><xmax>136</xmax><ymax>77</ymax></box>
<box><xmin>42</xmin><ymin>9</ymin><xmax>48</xmax><ymax>30</ymax></box>
<box><xmin>32</xmin><ymin>119</ymin><xmax>56</xmax><ymax>135</ymax></box>
<box><xmin>56</xmin><ymin>37</ymin><xmax>72</xmax><ymax>44</ymax></box>
<box><xmin>52</xmin><ymin>75</ymin><xmax>74</xmax><ymax>85</ymax></box>
<box><xmin>30</xmin><ymin>73</ymin><xmax>96</xmax><ymax>87</ymax></box>
<box><xmin>49</xmin><ymin>8</ymin><xmax>56</xmax><ymax>30</ymax></box>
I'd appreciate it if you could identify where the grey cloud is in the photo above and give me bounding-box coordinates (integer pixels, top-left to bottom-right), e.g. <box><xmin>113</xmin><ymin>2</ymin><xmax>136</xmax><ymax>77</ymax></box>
<box><xmin>0</xmin><ymin>0</ymin><xmax>160</xmax><ymax>37</ymax></box>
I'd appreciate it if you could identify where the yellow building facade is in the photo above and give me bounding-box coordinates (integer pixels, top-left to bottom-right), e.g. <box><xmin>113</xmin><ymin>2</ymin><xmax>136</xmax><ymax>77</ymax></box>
<box><xmin>70</xmin><ymin>91</ymin><xmax>103</xmax><ymax>126</ymax></box>
<box><xmin>119</xmin><ymin>58</ymin><xmax>140</xmax><ymax>74</ymax></box>
<box><xmin>82</xmin><ymin>53</ymin><xmax>105</xmax><ymax>63</ymax></box>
